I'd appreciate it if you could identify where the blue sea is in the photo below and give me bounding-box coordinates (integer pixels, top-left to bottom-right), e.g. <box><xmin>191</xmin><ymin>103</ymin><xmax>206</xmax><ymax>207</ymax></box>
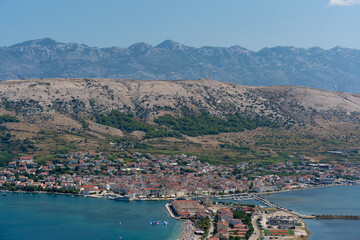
<box><xmin>0</xmin><ymin>193</ymin><xmax>184</xmax><ymax>240</ymax></box>
<box><xmin>264</xmin><ymin>185</ymin><xmax>360</xmax><ymax>240</ymax></box>
<box><xmin>2</xmin><ymin>186</ymin><xmax>359</xmax><ymax>240</ymax></box>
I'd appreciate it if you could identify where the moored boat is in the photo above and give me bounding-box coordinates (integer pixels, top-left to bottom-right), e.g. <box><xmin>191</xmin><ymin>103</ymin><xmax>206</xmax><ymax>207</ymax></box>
<box><xmin>149</xmin><ymin>220</ymin><xmax>168</xmax><ymax>225</ymax></box>
<box><xmin>115</xmin><ymin>196</ymin><xmax>130</xmax><ymax>201</ymax></box>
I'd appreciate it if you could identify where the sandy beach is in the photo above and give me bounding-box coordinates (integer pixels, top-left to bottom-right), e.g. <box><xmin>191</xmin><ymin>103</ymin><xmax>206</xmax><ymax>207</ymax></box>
<box><xmin>178</xmin><ymin>220</ymin><xmax>199</xmax><ymax>240</ymax></box>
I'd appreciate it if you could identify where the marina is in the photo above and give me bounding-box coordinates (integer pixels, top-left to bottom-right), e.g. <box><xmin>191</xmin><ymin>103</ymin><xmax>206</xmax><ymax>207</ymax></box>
<box><xmin>213</xmin><ymin>193</ymin><xmax>255</xmax><ymax>201</ymax></box>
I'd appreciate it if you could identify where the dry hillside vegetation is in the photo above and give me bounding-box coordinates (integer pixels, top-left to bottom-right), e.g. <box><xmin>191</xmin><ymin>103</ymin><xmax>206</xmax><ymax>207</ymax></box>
<box><xmin>1</xmin><ymin>78</ymin><xmax>360</xmax><ymax>163</ymax></box>
<box><xmin>1</xmin><ymin>78</ymin><xmax>360</xmax><ymax>123</ymax></box>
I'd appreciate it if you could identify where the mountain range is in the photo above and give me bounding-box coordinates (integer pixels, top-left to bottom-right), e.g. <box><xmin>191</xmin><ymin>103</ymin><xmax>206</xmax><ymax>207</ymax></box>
<box><xmin>1</xmin><ymin>38</ymin><xmax>360</xmax><ymax>93</ymax></box>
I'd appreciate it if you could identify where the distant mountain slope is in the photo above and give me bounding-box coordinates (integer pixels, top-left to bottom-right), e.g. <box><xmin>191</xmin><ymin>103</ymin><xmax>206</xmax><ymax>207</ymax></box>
<box><xmin>1</xmin><ymin>78</ymin><xmax>360</xmax><ymax>126</ymax></box>
<box><xmin>1</xmin><ymin>38</ymin><xmax>360</xmax><ymax>93</ymax></box>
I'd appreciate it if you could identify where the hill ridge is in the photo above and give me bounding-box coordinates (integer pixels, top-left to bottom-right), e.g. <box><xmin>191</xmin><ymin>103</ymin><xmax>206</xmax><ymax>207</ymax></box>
<box><xmin>1</xmin><ymin>78</ymin><xmax>360</xmax><ymax>126</ymax></box>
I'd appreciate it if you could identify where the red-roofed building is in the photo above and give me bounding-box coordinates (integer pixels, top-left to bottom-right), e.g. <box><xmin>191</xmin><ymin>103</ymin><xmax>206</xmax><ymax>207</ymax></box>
<box><xmin>171</xmin><ymin>200</ymin><xmax>208</xmax><ymax>218</ymax></box>
<box><xmin>81</xmin><ymin>185</ymin><xmax>99</xmax><ymax>195</ymax></box>
<box><xmin>20</xmin><ymin>156</ymin><xmax>34</xmax><ymax>163</ymax></box>
<box><xmin>8</xmin><ymin>162</ymin><xmax>16</xmax><ymax>168</ymax></box>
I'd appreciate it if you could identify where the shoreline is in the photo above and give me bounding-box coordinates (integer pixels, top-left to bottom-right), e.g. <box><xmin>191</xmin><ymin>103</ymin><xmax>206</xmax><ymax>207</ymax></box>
<box><xmin>0</xmin><ymin>189</ymin><xmax>174</xmax><ymax>200</ymax></box>
<box><xmin>263</xmin><ymin>209</ymin><xmax>312</xmax><ymax>240</ymax></box>
<box><xmin>5</xmin><ymin>185</ymin><xmax>360</xmax><ymax>240</ymax></box>
<box><xmin>165</xmin><ymin>203</ymin><xmax>192</xmax><ymax>240</ymax></box>
<box><xmin>0</xmin><ymin>189</ymin><xmax>83</xmax><ymax>196</ymax></box>
<box><xmin>178</xmin><ymin>220</ymin><xmax>197</xmax><ymax>240</ymax></box>
<box><xmin>2</xmin><ymin>182</ymin><xmax>358</xmax><ymax>200</ymax></box>
<box><xmin>257</xmin><ymin>182</ymin><xmax>359</xmax><ymax>196</ymax></box>
<box><xmin>165</xmin><ymin>203</ymin><xmax>182</xmax><ymax>220</ymax></box>
<box><xmin>298</xmin><ymin>213</ymin><xmax>312</xmax><ymax>240</ymax></box>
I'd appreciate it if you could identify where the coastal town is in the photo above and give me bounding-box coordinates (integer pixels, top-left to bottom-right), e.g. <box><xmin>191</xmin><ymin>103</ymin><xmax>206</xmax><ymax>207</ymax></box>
<box><xmin>1</xmin><ymin>149</ymin><xmax>359</xmax><ymax>239</ymax></box>
<box><xmin>1</xmin><ymin>150</ymin><xmax>359</xmax><ymax>197</ymax></box>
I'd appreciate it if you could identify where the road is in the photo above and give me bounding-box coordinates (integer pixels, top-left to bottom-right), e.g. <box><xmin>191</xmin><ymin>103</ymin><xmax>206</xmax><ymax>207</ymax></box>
<box><xmin>249</xmin><ymin>215</ymin><xmax>261</xmax><ymax>240</ymax></box>
<box><xmin>205</xmin><ymin>217</ymin><xmax>215</xmax><ymax>239</ymax></box>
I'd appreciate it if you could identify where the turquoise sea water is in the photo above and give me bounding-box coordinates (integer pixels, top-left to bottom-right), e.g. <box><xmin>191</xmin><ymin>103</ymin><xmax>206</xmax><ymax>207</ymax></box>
<box><xmin>0</xmin><ymin>193</ymin><xmax>184</xmax><ymax>240</ymax></box>
<box><xmin>264</xmin><ymin>185</ymin><xmax>360</xmax><ymax>240</ymax></box>
<box><xmin>2</xmin><ymin>186</ymin><xmax>359</xmax><ymax>240</ymax></box>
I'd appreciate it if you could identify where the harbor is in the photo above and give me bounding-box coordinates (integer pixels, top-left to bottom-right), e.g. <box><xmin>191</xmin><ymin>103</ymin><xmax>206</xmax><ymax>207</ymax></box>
<box><xmin>212</xmin><ymin>193</ymin><xmax>255</xmax><ymax>201</ymax></box>
<box><xmin>0</xmin><ymin>192</ymin><xmax>184</xmax><ymax>240</ymax></box>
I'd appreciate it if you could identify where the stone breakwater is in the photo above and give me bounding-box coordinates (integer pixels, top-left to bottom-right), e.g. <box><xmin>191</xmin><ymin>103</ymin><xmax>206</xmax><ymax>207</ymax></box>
<box><xmin>315</xmin><ymin>215</ymin><xmax>360</xmax><ymax>220</ymax></box>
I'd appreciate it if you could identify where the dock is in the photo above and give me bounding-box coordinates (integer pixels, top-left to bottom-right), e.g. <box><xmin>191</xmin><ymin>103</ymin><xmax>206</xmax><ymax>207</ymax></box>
<box><xmin>214</xmin><ymin>193</ymin><xmax>255</xmax><ymax>201</ymax></box>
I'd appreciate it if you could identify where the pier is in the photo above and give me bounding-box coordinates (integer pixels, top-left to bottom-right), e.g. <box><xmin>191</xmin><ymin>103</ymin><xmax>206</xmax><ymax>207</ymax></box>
<box><xmin>165</xmin><ymin>203</ymin><xmax>181</xmax><ymax>220</ymax></box>
<box><xmin>251</xmin><ymin>194</ymin><xmax>316</xmax><ymax>219</ymax></box>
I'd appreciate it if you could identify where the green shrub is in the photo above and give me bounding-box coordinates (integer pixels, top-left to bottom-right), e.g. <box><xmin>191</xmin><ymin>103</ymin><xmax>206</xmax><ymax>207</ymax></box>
<box><xmin>96</xmin><ymin>111</ymin><xmax>150</xmax><ymax>132</ymax></box>
<box><xmin>155</xmin><ymin>113</ymin><xmax>277</xmax><ymax>137</ymax></box>
<box><xmin>0</xmin><ymin>115</ymin><xmax>19</xmax><ymax>124</ymax></box>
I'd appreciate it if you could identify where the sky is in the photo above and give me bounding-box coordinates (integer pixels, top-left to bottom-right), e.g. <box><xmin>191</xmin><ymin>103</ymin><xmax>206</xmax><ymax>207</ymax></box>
<box><xmin>0</xmin><ymin>0</ymin><xmax>360</xmax><ymax>51</ymax></box>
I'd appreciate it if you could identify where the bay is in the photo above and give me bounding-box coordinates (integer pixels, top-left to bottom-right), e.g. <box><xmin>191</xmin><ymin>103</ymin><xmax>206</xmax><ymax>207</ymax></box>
<box><xmin>0</xmin><ymin>192</ymin><xmax>184</xmax><ymax>240</ymax></box>
<box><xmin>263</xmin><ymin>185</ymin><xmax>360</xmax><ymax>240</ymax></box>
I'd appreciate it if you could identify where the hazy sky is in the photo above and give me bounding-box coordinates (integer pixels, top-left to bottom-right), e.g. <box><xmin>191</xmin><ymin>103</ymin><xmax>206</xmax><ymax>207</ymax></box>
<box><xmin>1</xmin><ymin>0</ymin><xmax>360</xmax><ymax>50</ymax></box>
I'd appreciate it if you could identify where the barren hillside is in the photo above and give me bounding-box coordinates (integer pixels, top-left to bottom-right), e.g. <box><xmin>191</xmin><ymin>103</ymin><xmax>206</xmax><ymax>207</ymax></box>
<box><xmin>1</xmin><ymin>78</ymin><xmax>360</xmax><ymax>126</ymax></box>
<box><xmin>1</xmin><ymin>78</ymin><xmax>360</xmax><ymax>164</ymax></box>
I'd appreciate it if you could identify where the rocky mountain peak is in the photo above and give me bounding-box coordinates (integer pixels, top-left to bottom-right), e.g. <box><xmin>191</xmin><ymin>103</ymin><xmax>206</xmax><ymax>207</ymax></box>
<box><xmin>128</xmin><ymin>42</ymin><xmax>153</xmax><ymax>52</ymax></box>
<box><xmin>11</xmin><ymin>38</ymin><xmax>59</xmax><ymax>48</ymax></box>
<box><xmin>156</xmin><ymin>40</ymin><xmax>188</xmax><ymax>50</ymax></box>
